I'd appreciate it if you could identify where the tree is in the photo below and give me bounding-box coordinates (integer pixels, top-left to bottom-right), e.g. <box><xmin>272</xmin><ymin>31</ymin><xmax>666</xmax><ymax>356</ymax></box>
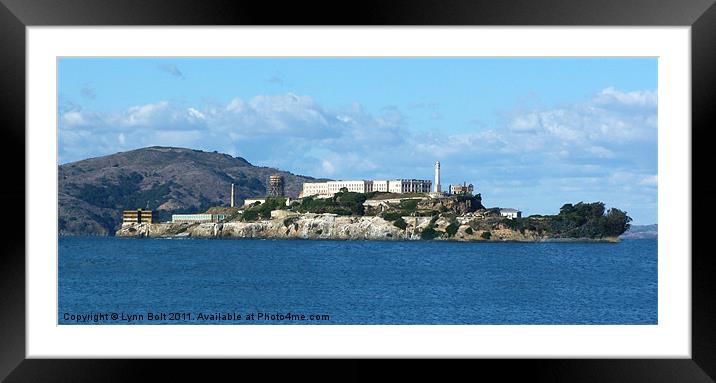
<box><xmin>560</xmin><ymin>203</ymin><xmax>574</xmax><ymax>215</ymax></box>
<box><xmin>604</xmin><ymin>208</ymin><xmax>632</xmax><ymax>236</ymax></box>
<box><xmin>590</xmin><ymin>202</ymin><xmax>606</xmax><ymax>218</ymax></box>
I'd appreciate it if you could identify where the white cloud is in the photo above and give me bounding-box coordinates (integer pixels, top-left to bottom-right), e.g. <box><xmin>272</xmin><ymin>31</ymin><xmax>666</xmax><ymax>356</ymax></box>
<box><xmin>187</xmin><ymin>107</ymin><xmax>206</xmax><ymax>120</ymax></box>
<box><xmin>59</xmin><ymin>93</ymin><xmax>409</xmax><ymax>175</ymax></box>
<box><xmin>321</xmin><ymin>160</ymin><xmax>336</xmax><ymax>175</ymax></box>
<box><xmin>61</xmin><ymin>111</ymin><xmax>87</xmax><ymax>126</ymax></box>
<box><xmin>594</xmin><ymin>87</ymin><xmax>657</xmax><ymax>107</ymax></box>
<box><xmin>639</xmin><ymin>175</ymin><xmax>658</xmax><ymax>186</ymax></box>
<box><xmin>59</xmin><ymin>89</ymin><xmax>655</xmax><ymax>172</ymax></box>
<box><xmin>586</xmin><ymin>145</ymin><xmax>615</xmax><ymax>159</ymax></box>
<box><xmin>225</xmin><ymin>98</ymin><xmax>244</xmax><ymax>112</ymax></box>
<box><xmin>124</xmin><ymin>101</ymin><xmax>170</xmax><ymax>126</ymax></box>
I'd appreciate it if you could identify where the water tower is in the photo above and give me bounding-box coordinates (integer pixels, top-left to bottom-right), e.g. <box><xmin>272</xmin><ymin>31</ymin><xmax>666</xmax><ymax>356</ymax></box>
<box><xmin>268</xmin><ymin>174</ymin><xmax>285</xmax><ymax>197</ymax></box>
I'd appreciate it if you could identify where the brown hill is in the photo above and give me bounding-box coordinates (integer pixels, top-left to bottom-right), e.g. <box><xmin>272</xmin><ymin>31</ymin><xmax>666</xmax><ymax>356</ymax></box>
<box><xmin>58</xmin><ymin>146</ymin><xmax>321</xmax><ymax>235</ymax></box>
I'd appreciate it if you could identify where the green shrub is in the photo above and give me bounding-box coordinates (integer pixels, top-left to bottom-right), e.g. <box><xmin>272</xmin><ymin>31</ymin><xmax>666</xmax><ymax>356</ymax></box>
<box><xmin>327</xmin><ymin>207</ymin><xmax>353</xmax><ymax>216</ymax></box>
<box><xmin>393</xmin><ymin>217</ymin><xmax>407</xmax><ymax>230</ymax></box>
<box><xmin>241</xmin><ymin>210</ymin><xmax>258</xmax><ymax>221</ymax></box>
<box><xmin>445</xmin><ymin>222</ymin><xmax>459</xmax><ymax>237</ymax></box>
<box><xmin>292</xmin><ymin>192</ymin><xmax>366</xmax><ymax>215</ymax></box>
<box><xmin>399</xmin><ymin>199</ymin><xmax>419</xmax><ymax>211</ymax></box>
<box><xmin>420</xmin><ymin>227</ymin><xmax>438</xmax><ymax>240</ymax></box>
<box><xmin>420</xmin><ymin>215</ymin><xmax>441</xmax><ymax>240</ymax></box>
<box><xmin>465</xmin><ymin>227</ymin><xmax>473</xmax><ymax>235</ymax></box>
<box><xmin>381</xmin><ymin>211</ymin><xmax>403</xmax><ymax>221</ymax></box>
<box><xmin>243</xmin><ymin>197</ymin><xmax>287</xmax><ymax>220</ymax></box>
<box><xmin>481</xmin><ymin>231</ymin><xmax>492</xmax><ymax>240</ymax></box>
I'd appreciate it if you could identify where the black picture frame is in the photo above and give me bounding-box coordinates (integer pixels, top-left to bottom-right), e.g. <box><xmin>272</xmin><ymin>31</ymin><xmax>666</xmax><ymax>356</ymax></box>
<box><xmin>2</xmin><ymin>0</ymin><xmax>714</xmax><ymax>381</ymax></box>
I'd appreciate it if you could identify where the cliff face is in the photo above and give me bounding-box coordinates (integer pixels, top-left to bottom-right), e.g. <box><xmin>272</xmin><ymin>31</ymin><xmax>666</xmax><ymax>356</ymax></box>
<box><xmin>116</xmin><ymin>213</ymin><xmax>616</xmax><ymax>242</ymax></box>
<box><xmin>117</xmin><ymin>214</ymin><xmax>405</xmax><ymax>240</ymax></box>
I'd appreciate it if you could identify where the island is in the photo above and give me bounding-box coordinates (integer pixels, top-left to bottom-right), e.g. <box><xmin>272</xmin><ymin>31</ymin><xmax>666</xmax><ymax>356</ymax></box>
<box><xmin>116</xmin><ymin>191</ymin><xmax>632</xmax><ymax>242</ymax></box>
<box><xmin>56</xmin><ymin>146</ymin><xmax>633</xmax><ymax>241</ymax></box>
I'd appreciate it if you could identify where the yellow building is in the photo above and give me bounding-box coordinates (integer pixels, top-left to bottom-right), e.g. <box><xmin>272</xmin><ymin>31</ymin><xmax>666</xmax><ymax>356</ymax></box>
<box><xmin>122</xmin><ymin>209</ymin><xmax>156</xmax><ymax>224</ymax></box>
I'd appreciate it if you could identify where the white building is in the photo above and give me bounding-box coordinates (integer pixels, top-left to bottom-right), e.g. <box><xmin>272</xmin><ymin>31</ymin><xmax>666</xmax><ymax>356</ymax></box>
<box><xmin>301</xmin><ymin>179</ymin><xmax>431</xmax><ymax>197</ymax></box>
<box><xmin>301</xmin><ymin>180</ymin><xmax>371</xmax><ymax>197</ymax></box>
<box><xmin>500</xmin><ymin>208</ymin><xmax>522</xmax><ymax>219</ymax></box>
<box><xmin>172</xmin><ymin>213</ymin><xmax>226</xmax><ymax>223</ymax></box>
<box><xmin>301</xmin><ymin>182</ymin><xmax>329</xmax><ymax>197</ymax></box>
<box><xmin>389</xmin><ymin>179</ymin><xmax>432</xmax><ymax>194</ymax></box>
<box><xmin>372</xmin><ymin>180</ymin><xmax>389</xmax><ymax>192</ymax></box>
<box><xmin>449</xmin><ymin>183</ymin><xmax>474</xmax><ymax>195</ymax></box>
<box><xmin>326</xmin><ymin>180</ymin><xmax>373</xmax><ymax>194</ymax></box>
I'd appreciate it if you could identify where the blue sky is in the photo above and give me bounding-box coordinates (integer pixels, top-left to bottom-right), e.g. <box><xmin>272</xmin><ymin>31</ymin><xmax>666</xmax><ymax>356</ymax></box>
<box><xmin>58</xmin><ymin>58</ymin><xmax>657</xmax><ymax>224</ymax></box>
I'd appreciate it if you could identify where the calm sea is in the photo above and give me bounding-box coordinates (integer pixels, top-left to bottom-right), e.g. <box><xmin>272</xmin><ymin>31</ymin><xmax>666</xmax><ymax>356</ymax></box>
<box><xmin>58</xmin><ymin>236</ymin><xmax>657</xmax><ymax>325</ymax></box>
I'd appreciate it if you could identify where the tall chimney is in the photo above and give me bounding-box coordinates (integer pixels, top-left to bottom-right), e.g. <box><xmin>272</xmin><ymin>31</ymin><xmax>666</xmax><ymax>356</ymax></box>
<box><xmin>434</xmin><ymin>161</ymin><xmax>441</xmax><ymax>193</ymax></box>
<box><xmin>230</xmin><ymin>183</ymin><xmax>235</xmax><ymax>208</ymax></box>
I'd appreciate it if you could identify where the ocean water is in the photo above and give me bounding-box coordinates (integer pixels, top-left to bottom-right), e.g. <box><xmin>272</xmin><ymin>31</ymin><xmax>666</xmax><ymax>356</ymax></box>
<box><xmin>58</xmin><ymin>237</ymin><xmax>657</xmax><ymax>324</ymax></box>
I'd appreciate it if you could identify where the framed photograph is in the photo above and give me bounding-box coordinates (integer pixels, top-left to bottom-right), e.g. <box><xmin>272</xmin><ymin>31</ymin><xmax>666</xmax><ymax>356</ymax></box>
<box><xmin>3</xmin><ymin>0</ymin><xmax>715</xmax><ymax>380</ymax></box>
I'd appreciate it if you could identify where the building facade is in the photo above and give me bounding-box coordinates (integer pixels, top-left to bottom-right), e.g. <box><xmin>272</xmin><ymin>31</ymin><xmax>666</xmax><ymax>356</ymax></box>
<box><xmin>301</xmin><ymin>179</ymin><xmax>431</xmax><ymax>197</ymax></box>
<box><xmin>499</xmin><ymin>208</ymin><xmax>522</xmax><ymax>219</ymax></box>
<box><xmin>389</xmin><ymin>179</ymin><xmax>432</xmax><ymax>194</ymax></box>
<box><xmin>300</xmin><ymin>182</ymin><xmax>330</xmax><ymax>197</ymax></box>
<box><xmin>372</xmin><ymin>180</ymin><xmax>389</xmax><ymax>192</ymax></box>
<box><xmin>449</xmin><ymin>183</ymin><xmax>474</xmax><ymax>195</ymax></box>
<box><xmin>327</xmin><ymin>180</ymin><xmax>373</xmax><ymax>194</ymax></box>
<box><xmin>122</xmin><ymin>209</ymin><xmax>155</xmax><ymax>224</ymax></box>
<box><xmin>171</xmin><ymin>213</ymin><xmax>226</xmax><ymax>223</ymax></box>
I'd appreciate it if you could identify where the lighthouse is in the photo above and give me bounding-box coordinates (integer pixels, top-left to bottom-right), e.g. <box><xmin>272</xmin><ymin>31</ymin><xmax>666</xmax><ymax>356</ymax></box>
<box><xmin>230</xmin><ymin>183</ymin><xmax>235</xmax><ymax>208</ymax></box>
<box><xmin>434</xmin><ymin>161</ymin><xmax>441</xmax><ymax>193</ymax></box>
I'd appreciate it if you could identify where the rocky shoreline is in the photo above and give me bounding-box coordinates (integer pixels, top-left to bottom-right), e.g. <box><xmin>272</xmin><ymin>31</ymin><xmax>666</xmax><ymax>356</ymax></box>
<box><xmin>115</xmin><ymin>212</ymin><xmax>620</xmax><ymax>242</ymax></box>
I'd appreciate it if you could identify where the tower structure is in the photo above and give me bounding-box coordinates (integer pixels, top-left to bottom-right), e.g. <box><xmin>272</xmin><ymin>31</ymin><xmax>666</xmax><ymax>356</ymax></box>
<box><xmin>434</xmin><ymin>161</ymin><xmax>441</xmax><ymax>193</ymax></box>
<box><xmin>230</xmin><ymin>183</ymin><xmax>235</xmax><ymax>208</ymax></box>
<box><xmin>268</xmin><ymin>174</ymin><xmax>285</xmax><ymax>197</ymax></box>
